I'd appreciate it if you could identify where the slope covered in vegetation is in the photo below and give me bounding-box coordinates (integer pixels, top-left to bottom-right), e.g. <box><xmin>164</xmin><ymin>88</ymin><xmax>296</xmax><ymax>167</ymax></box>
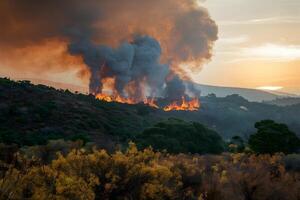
<box><xmin>0</xmin><ymin>78</ymin><xmax>300</xmax><ymax>199</ymax></box>
<box><xmin>1</xmin><ymin>77</ymin><xmax>300</xmax><ymax>153</ymax></box>
<box><xmin>0</xmin><ymin>78</ymin><xmax>226</xmax><ymax>154</ymax></box>
<box><xmin>0</xmin><ymin>143</ymin><xmax>299</xmax><ymax>200</ymax></box>
<box><xmin>0</xmin><ymin>78</ymin><xmax>161</xmax><ymax>149</ymax></box>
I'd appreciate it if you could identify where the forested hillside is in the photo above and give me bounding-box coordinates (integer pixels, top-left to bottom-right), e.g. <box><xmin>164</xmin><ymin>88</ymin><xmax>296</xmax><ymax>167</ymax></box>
<box><xmin>1</xmin><ymin>78</ymin><xmax>300</xmax><ymax>150</ymax></box>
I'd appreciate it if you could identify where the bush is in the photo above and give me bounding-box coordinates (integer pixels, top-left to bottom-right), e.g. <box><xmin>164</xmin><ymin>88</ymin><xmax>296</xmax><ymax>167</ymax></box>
<box><xmin>136</xmin><ymin>118</ymin><xmax>225</xmax><ymax>154</ymax></box>
<box><xmin>249</xmin><ymin>120</ymin><xmax>300</xmax><ymax>154</ymax></box>
<box><xmin>0</xmin><ymin>144</ymin><xmax>299</xmax><ymax>200</ymax></box>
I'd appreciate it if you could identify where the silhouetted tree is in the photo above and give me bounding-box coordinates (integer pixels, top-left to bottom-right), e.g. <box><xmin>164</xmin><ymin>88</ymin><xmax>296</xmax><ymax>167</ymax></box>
<box><xmin>136</xmin><ymin>118</ymin><xmax>225</xmax><ymax>154</ymax></box>
<box><xmin>248</xmin><ymin>120</ymin><xmax>300</xmax><ymax>154</ymax></box>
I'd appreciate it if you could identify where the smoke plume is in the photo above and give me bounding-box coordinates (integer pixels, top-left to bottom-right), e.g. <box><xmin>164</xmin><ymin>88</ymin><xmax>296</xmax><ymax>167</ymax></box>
<box><xmin>0</xmin><ymin>0</ymin><xmax>218</xmax><ymax>100</ymax></box>
<box><xmin>69</xmin><ymin>35</ymin><xmax>170</xmax><ymax>100</ymax></box>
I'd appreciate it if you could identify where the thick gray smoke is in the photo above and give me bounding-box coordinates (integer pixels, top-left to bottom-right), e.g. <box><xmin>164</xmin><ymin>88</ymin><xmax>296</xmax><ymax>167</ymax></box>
<box><xmin>69</xmin><ymin>35</ymin><xmax>170</xmax><ymax>100</ymax></box>
<box><xmin>164</xmin><ymin>75</ymin><xmax>187</xmax><ymax>101</ymax></box>
<box><xmin>0</xmin><ymin>0</ymin><xmax>218</xmax><ymax>101</ymax></box>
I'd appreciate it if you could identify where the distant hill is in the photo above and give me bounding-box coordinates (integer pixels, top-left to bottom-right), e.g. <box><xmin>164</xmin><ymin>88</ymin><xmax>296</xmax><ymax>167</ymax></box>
<box><xmin>14</xmin><ymin>78</ymin><xmax>287</xmax><ymax>102</ymax></box>
<box><xmin>192</xmin><ymin>83</ymin><xmax>282</xmax><ymax>102</ymax></box>
<box><xmin>266</xmin><ymin>97</ymin><xmax>300</xmax><ymax>106</ymax></box>
<box><xmin>15</xmin><ymin>78</ymin><xmax>89</xmax><ymax>94</ymax></box>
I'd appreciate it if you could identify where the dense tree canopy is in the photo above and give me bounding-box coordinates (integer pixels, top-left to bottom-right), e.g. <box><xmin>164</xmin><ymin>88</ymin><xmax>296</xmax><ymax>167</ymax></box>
<box><xmin>249</xmin><ymin>120</ymin><xmax>300</xmax><ymax>154</ymax></box>
<box><xmin>136</xmin><ymin>118</ymin><xmax>225</xmax><ymax>154</ymax></box>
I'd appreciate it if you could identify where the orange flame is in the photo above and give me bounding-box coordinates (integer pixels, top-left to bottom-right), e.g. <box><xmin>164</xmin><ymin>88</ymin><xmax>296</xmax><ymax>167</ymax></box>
<box><xmin>96</xmin><ymin>94</ymin><xmax>200</xmax><ymax>111</ymax></box>
<box><xmin>143</xmin><ymin>98</ymin><xmax>159</xmax><ymax>109</ymax></box>
<box><xmin>95</xmin><ymin>77</ymin><xmax>199</xmax><ymax>111</ymax></box>
<box><xmin>96</xmin><ymin>93</ymin><xmax>160</xmax><ymax>109</ymax></box>
<box><xmin>96</xmin><ymin>93</ymin><xmax>135</xmax><ymax>104</ymax></box>
<box><xmin>163</xmin><ymin>96</ymin><xmax>200</xmax><ymax>111</ymax></box>
<box><xmin>95</xmin><ymin>76</ymin><xmax>161</xmax><ymax>108</ymax></box>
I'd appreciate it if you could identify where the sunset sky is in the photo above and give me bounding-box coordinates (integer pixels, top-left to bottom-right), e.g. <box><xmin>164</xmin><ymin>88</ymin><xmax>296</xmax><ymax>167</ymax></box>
<box><xmin>0</xmin><ymin>0</ymin><xmax>300</xmax><ymax>94</ymax></box>
<box><xmin>196</xmin><ymin>0</ymin><xmax>300</xmax><ymax>94</ymax></box>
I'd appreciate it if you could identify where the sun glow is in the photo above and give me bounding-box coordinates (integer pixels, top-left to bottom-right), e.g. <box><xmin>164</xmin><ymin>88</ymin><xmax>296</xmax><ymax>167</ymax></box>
<box><xmin>256</xmin><ymin>86</ymin><xmax>283</xmax><ymax>91</ymax></box>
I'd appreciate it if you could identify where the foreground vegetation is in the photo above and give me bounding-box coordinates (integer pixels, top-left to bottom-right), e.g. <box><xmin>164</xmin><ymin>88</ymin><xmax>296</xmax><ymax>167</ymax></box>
<box><xmin>0</xmin><ymin>142</ymin><xmax>299</xmax><ymax>200</ymax></box>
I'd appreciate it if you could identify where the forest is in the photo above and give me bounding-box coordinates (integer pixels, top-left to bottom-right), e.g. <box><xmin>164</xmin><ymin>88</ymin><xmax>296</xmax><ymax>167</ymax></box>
<box><xmin>0</xmin><ymin>78</ymin><xmax>300</xmax><ymax>199</ymax></box>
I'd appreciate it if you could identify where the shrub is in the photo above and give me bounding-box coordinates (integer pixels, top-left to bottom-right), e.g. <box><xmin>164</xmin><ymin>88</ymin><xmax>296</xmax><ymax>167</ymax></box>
<box><xmin>136</xmin><ymin>118</ymin><xmax>225</xmax><ymax>154</ymax></box>
<box><xmin>249</xmin><ymin>120</ymin><xmax>300</xmax><ymax>154</ymax></box>
<box><xmin>1</xmin><ymin>144</ymin><xmax>299</xmax><ymax>200</ymax></box>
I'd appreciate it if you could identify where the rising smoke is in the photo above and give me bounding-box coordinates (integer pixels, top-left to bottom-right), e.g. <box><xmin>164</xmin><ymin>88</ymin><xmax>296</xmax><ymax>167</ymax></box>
<box><xmin>69</xmin><ymin>35</ymin><xmax>170</xmax><ymax>100</ymax></box>
<box><xmin>0</xmin><ymin>0</ymin><xmax>218</xmax><ymax>100</ymax></box>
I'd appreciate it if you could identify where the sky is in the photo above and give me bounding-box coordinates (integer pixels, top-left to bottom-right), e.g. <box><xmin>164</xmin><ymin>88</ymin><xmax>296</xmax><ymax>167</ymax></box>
<box><xmin>194</xmin><ymin>0</ymin><xmax>300</xmax><ymax>94</ymax></box>
<box><xmin>0</xmin><ymin>0</ymin><xmax>300</xmax><ymax>95</ymax></box>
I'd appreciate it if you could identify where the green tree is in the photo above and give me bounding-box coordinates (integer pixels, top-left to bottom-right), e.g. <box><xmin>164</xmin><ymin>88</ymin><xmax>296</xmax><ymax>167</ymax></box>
<box><xmin>136</xmin><ymin>118</ymin><xmax>225</xmax><ymax>154</ymax></box>
<box><xmin>248</xmin><ymin>120</ymin><xmax>300</xmax><ymax>154</ymax></box>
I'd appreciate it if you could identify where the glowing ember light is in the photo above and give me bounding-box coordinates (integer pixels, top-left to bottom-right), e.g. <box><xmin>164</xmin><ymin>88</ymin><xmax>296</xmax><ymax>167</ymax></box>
<box><xmin>95</xmin><ymin>94</ymin><xmax>114</xmax><ymax>102</ymax></box>
<box><xmin>143</xmin><ymin>98</ymin><xmax>159</xmax><ymax>109</ymax></box>
<box><xmin>163</xmin><ymin>96</ymin><xmax>200</xmax><ymax>111</ymax></box>
<box><xmin>96</xmin><ymin>93</ymin><xmax>160</xmax><ymax>109</ymax></box>
<box><xmin>96</xmin><ymin>94</ymin><xmax>199</xmax><ymax>111</ymax></box>
<box><xmin>96</xmin><ymin>93</ymin><xmax>135</xmax><ymax>104</ymax></box>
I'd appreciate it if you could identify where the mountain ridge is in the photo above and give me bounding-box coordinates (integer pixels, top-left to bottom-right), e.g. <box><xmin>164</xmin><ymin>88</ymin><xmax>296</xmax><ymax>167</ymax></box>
<box><xmin>13</xmin><ymin>77</ymin><xmax>290</xmax><ymax>102</ymax></box>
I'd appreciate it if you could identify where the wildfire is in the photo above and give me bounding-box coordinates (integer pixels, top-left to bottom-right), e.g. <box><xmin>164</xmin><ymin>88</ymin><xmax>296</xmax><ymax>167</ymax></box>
<box><xmin>96</xmin><ymin>93</ymin><xmax>135</xmax><ymax>104</ymax></box>
<box><xmin>96</xmin><ymin>94</ymin><xmax>200</xmax><ymax>111</ymax></box>
<box><xmin>96</xmin><ymin>93</ymin><xmax>161</xmax><ymax>108</ymax></box>
<box><xmin>163</xmin><ymin>96</ymin><xmax>200</xmax><ymax>111</ymax></box>
<box><xmin>143</xmin><ymin>98</ymin><xmax>159</xmax><ymax>109</ymax></box>
<box><xmin>95</xmin><ymin>77</ymin><xmax>199</xmax><ymax>111</ymax></box>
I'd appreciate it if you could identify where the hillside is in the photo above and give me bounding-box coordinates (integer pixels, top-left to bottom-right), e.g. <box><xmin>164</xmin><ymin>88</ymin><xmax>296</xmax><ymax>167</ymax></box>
<box><xmin>1</xmin><ymin>78</ymin><xmax>300</xmax><ymax>149</ymax></box>
<box><xmin>0</xmin><ymin>78</ymin><xmax>165</xmax><ymax>150</ymax></box>
<box><xmin>15</xmin><ymin>78</ymin><xmax>89</xmax><ymax>94</ymax></box>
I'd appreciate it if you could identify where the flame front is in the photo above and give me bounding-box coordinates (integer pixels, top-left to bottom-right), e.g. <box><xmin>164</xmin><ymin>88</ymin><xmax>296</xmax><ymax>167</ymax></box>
<box><xmin>95</xmin><ymin>76</ymin><xmax>199</xmax><ymax>111</ymax></box>
<box><xmin>96</xmin><ymin>93</ymin><xmax>136</xmax><ymax>104</ymax></box>
<box><xmin>96</xmin><ymin>93</ymin><xmax>160</xmax><ymax>109</ymax></box>
<box><xmin>143</xmin><ymin>98</ymin><xmax>159</xmax><ymax>109</ymax></box>
<box><xmin>96</xmin><ymin>94</ymin><xmax>200</xmax><ymax>111</ymax></box>
<box><xmin>163</xmin><ymin>96</ymin><xmax>200</xmax><ymax>111</ymax></box>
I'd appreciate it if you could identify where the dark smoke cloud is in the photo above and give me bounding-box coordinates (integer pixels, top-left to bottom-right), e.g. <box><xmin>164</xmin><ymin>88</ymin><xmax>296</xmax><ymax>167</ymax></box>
<box><xmin>165</xmin><ymin>75</ymin><xmax>186</xmax><ymax>101</ymax></box>
<box><xmin>0</xmin><ymin>0</ymin><xmax>218</xmax><ymax>64</ymax></box>
<box><xmin>69</xmin><ymin>35</ymin><xmax>169</xmax><ymax>99</ymax></box>
<box><xmin>0</xmin><ymin>0</ymin><xmax>99</xmax><ymax>47</ymax></box>
<box><xmin>0</xmin><ymin>0</ymin><xmax>218</xmax><ymax>99</ymax></box>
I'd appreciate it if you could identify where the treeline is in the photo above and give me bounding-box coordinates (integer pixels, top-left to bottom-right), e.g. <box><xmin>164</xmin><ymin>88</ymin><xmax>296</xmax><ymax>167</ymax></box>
<box><xmin>0</xmin><ymin>142</ymin><xmax>299</xmax><ymax>200</ymax></box>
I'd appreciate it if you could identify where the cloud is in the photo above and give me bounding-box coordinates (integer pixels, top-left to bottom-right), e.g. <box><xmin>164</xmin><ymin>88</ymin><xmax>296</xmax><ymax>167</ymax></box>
<box><xmin>219</xmin><ymin>17</ymin><xmax>300</xmax><ymax>26</ymax></box>
<box><xmin>220</xmin><ymin>44</ymin><xmax>300</xmax><ymax>63</ymax></box>
<box><xmin>217</xmin><ymin>35</ymin><xmax>249</xmax><ymax>45</ymax></box>
<box><xmin>242</xmin><ymin>44</ymin><xmax>300</xmax><ymax>60</ymax></box>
